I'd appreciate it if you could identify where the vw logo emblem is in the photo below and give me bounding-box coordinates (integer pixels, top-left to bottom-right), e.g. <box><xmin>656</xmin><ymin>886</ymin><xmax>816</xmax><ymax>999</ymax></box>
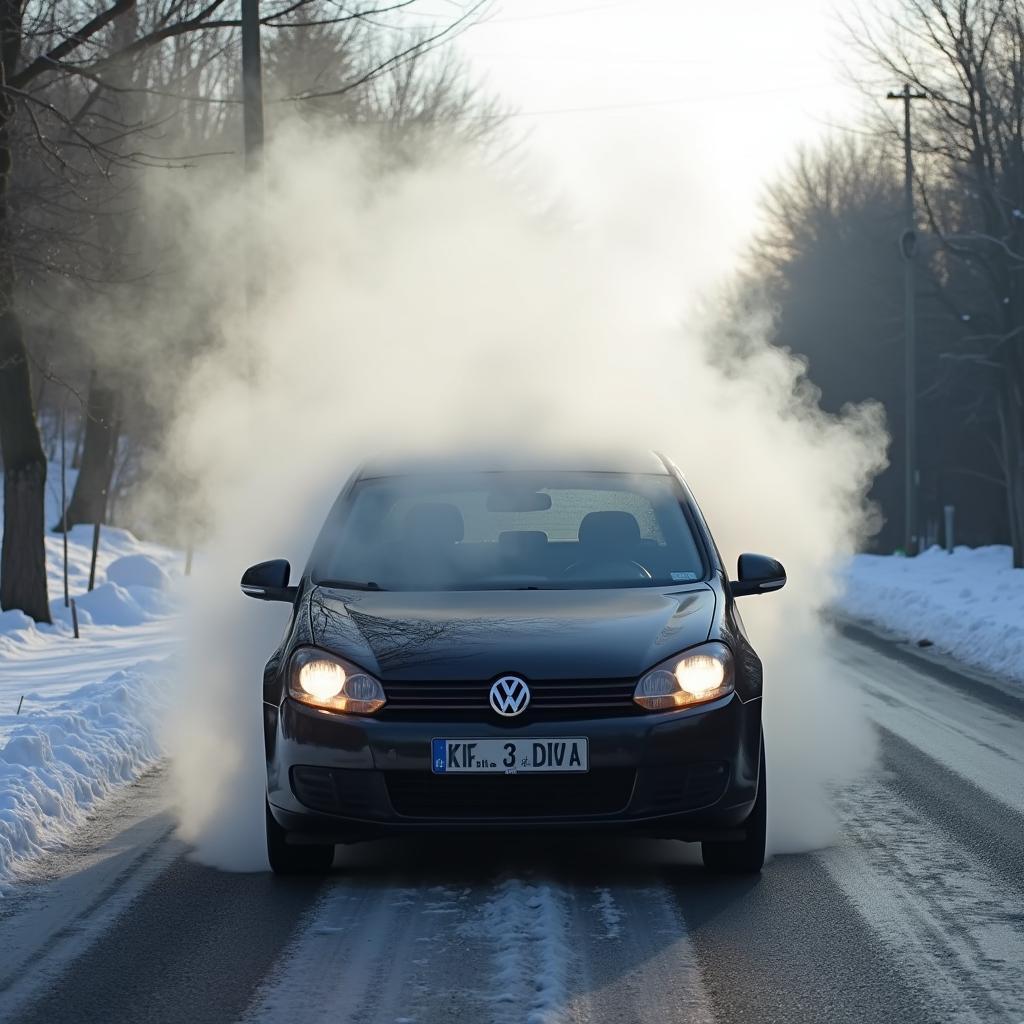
<box><xmin>489</xmin><ymin>676</ymin><xmax>531</xmax><ymax>717</ymax></box>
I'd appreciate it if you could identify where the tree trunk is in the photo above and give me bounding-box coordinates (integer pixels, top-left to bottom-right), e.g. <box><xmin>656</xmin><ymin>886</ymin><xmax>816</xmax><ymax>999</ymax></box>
<box><xmin>57</xmin><ymin>376</ymin><xmax>117</xmax><ymax>531</ymax></box>
<box><xmin>997</xmin><ymin>347</ymin><xmax>1024</xmax><ymax>569</ymax></box>
<box><xmin>0</xmin><ymin>0</ymin><xmax>50</xmax><ymax>622</ymax></box>
<box><xmin>56</xmin><ymin>11</ymin><xmax>137</xmax><ymax>536</ymax></box>
<box><xmin>0</xmin><ymin>313</ymin><xmax>51</xmax><ymax>621</ymax></box>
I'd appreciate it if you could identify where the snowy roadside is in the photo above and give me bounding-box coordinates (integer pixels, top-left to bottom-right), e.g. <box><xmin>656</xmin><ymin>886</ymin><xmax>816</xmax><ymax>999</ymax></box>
<box><xmin>0</xmin><ymin>464</ymin><xmax>181</xmax><ymax>881</ymax></box>
<box><xmin>836</xmin><ymin>545</ymin><xmax>1024</xmax><ymax>686</ymax></box>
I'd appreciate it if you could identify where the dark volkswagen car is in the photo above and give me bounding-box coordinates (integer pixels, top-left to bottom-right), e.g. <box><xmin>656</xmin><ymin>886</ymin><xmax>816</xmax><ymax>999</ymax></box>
<box><xmin>242</xmin><ymin>453</ymin><xmax>786</xmax><ymax>875</ymax></box>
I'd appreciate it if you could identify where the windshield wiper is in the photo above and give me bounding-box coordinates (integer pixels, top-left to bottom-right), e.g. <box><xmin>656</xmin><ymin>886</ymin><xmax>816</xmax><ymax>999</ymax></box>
<box><xmin>315</xmin><ymin>579</ymin><xmax>386</xmax><ymax>591</ymax></box>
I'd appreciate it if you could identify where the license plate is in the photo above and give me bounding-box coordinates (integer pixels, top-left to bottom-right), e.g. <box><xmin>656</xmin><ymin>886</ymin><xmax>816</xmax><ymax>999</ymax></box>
<box><xmin>431</xmin><ymin>737</ymin><xmax>588</xmax><ymax>774</ymax></box>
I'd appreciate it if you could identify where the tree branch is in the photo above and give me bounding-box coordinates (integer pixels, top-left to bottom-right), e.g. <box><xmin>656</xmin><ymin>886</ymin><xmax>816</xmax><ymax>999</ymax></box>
<box><xmin>10</xmin><ymin>0</ymin><xmax>136</xmax><ymax>89</ymax></box>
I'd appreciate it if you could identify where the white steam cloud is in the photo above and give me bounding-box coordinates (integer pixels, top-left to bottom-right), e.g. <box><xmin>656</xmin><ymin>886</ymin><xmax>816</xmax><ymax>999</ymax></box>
<box><xmin>155</xmin><ymin>126</ymin><xmax>887</xmax><ymax>869</ymax></box>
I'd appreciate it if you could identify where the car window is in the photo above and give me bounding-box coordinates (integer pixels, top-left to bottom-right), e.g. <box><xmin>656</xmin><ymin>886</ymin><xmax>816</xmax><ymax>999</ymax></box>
<box><xmin>313</xmin><ymin>471</ymin><xmax>705</xmax><ymax>591</ymax></box>
<box><xmin>383</xmin><ymin>488</ymin><xmax>664</xmax><ymax>543</ymax></box>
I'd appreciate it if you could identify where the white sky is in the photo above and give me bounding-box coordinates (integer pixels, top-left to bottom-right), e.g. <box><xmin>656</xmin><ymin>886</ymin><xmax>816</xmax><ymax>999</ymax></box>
<box><xmin>433</xmin><ymin>0</ymin><xmax>869</xmax><ymax>307</ymax></box>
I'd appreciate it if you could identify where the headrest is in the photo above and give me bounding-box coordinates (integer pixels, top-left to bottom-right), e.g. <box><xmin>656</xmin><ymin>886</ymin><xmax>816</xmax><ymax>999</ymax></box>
<box><xmin>404</xmin><ymin>502</ymin><xmax>464</xmax><ymax>545</ymax></box>
<box><xmin>578</xmin><ymin>511</ymin><xmax>641</xmax><ymax>549</ymax></box>
<box><xmin>498</xmin><ymin>531</ymin><xmax>548</xmax><ymax>558</ymax></box>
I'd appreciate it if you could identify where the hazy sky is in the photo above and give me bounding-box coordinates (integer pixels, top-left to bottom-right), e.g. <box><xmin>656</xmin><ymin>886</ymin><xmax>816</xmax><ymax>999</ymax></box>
<box><xmin>440</xmin><ymin>0</ymin><xmax>868</xmax><ymax>305</ymax></box>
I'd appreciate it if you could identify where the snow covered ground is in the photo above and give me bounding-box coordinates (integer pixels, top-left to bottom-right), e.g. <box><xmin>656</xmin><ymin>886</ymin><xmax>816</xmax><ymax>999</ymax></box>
<box><xmin>0</xmin><ymin>464</ymin><xmax>180</xmax><ymax>881</ymax></box>
<box><xmin>837</xmin><ymin>545</ymin><xmax>1024</xmax><ymax>685</ymax></box>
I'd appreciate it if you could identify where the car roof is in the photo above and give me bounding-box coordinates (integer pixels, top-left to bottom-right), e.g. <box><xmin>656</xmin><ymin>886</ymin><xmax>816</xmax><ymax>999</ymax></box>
<box><xmin>358</xmin><ymin>450</ymin><xmax>672</xmax><ymax>479</ymax></box>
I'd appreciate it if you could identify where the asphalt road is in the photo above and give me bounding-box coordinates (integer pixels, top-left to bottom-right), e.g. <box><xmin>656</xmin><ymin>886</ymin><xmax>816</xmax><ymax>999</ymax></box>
<box><xmin>1</xmin><ymin>624</ymin><xmax>1022</xmax><ymax>1024</ymax></box>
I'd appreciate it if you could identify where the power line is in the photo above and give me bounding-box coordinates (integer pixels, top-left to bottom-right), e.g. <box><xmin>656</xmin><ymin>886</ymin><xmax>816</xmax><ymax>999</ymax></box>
<box><xmin>457</xmin><ymin>81</ymin><xmax>843</xmax><ymax>120</ymax></box>
<box><xmin>802</xmin><ymin>114</ymin><xmax>884</xmax><ymax>140</ymax></box>
<box><xmin>468</xmin><ymin>51</ymin><xmax>825</xmax><ymax>69</ymax></box>
<box><xmin>481</xmin><ymin>0</ymin><xmax>639</xmax><ymax>22</ymax></box>
<box><xmin>361</xmin><ymin>0</ymin><xmax>636</xmax><ymax>29</ymax></box>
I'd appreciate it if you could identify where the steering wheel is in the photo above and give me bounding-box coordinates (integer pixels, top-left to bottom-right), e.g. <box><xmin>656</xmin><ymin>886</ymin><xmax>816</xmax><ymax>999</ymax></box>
<box><xmin>562</xmin><ymin>558</ymin><xmax>652</xmax><ymax>581</ymax></box>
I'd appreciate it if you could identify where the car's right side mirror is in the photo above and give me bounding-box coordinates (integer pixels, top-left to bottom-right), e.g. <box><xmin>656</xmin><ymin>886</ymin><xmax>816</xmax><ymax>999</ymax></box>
<box><xmin>731</xmin><ymin>553</ymin><xmax>787</xmax><ymax>597</ymax></box>
<box><xmin>241</xmin><ymin>559</ymin><xmax>297</xmax><ymax>602</ymax></box>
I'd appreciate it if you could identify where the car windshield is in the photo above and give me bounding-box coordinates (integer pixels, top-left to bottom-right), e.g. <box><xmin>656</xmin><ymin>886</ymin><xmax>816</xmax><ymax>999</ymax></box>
<box><xmin>311</xmin><ymin>471</ymin><xmax>706</xmax><ymax>591</ymax></box>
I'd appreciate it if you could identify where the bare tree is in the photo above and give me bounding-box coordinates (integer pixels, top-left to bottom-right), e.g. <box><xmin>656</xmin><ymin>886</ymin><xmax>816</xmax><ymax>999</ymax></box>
<box><xmin>741</xmin><ymin>134</ymin><xmax>1011</xmax><ymax>551</ymax></box>
<box><xmin>0</xmin><ymin>0</ymin><xmax>490</xmax><ymax>620</ymax></box>
<box><xmin>852</xmin><ymin>0</ymin><xmax>1024</xmax><ymax>564</ymax></box>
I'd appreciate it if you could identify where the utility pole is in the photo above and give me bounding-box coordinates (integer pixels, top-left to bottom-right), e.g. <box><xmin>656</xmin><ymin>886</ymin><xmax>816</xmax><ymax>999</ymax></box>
<box><xmin>241</xmin><ymin>0</ymin><xmax>264</xmax><ymax>170</ymax></box>
<box><xmin>887</xmin><ymin>83</ymin><xmax>927</xmax><ymax>556</ymax></box>
<box><xmin>240</xmin><ymin>0</ymin><xmax>264</xmax><ymax>378</ymax></box>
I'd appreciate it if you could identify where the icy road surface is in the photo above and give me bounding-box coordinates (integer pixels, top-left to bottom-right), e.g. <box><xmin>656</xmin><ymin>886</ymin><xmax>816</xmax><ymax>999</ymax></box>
<box><xmin>1</xmin><ymin>625</ymin><xmax>1022</xmax><ymax>1024</ymax></box>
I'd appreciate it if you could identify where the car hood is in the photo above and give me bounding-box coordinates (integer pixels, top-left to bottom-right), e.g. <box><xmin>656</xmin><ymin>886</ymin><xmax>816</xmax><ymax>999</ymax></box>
<box><xmin>307</xmin><ymin>585</ymin><xmax>716</xmax><ymax>681</ymax></box>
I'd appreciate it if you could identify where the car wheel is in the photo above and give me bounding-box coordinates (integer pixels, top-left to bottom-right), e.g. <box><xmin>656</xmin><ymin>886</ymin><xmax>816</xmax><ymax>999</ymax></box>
<box><xmin>701</xmin><ymin>741</ymin><xmax>766</xmax><ymax>875</ymax></box>
<box><xmin>266</xmin><ymin>800</ymin><xmax>335</xmax><ymax>875</ymax></box>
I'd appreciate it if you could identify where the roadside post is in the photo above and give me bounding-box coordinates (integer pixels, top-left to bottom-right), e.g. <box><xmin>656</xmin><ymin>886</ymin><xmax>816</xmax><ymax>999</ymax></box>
<box><xmin>60</xmin><ymin>402</ymin><xmax>69</xmax><ymax>607</ymax></box>
<box><xmin>88</xmin><ymin>523</ymin><xmax>101</xmax><ymax>592</ymax></box>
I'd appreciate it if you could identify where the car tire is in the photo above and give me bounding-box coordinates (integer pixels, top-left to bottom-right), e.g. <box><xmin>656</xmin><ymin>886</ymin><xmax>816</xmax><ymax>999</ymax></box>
<box><xmin>266</xmin><ymin>800</ymin><xmax>335</xmax><ymax>875</ymax></box>
<box><xmin>701</xmin><ymin>741</ymin><xmax>766</xmax><ymax>875</ymax></box>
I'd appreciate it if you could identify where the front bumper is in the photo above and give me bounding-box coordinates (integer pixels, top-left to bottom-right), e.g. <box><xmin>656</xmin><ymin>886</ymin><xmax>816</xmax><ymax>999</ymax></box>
<box><xmin>265</xmin><ymin>693</ymin><xmax>762</xmax><ymax>844</ymax></box>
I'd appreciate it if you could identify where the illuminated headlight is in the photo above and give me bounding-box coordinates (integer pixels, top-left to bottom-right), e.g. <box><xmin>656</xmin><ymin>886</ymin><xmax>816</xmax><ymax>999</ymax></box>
<box><xmin>288</xmin><ymin>648</ymin><xmax>385</xmax><ymax>715</ymax></box>
<box><xmin>633</xmin><ymin>642</ymin><xmax>735</xmax><ymax>711</ymax></box>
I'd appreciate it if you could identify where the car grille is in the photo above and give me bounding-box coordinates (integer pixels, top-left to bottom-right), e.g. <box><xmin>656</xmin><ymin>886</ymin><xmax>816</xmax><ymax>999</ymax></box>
<box><xmin>290</xmin><ymin>764</ymin><xmax>728</xmax><ymax>820</ymax></box>
<box><xmin>385</xmin><ymin>768</ymin><xmax>637</xmax><ymax>819</ymax></box>
<box><xmin>380</xmin><ymin>679</ymin><xmax>642</xmax><ymax>721</ymax></box>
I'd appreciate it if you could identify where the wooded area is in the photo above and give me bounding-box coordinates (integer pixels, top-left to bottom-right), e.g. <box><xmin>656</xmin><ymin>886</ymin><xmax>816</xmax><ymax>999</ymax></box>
<box><xmin>0</xmin><ymin>0</ymin><xmax>498</xmax><ymax>621</ymax></box>
<box><xmin>738</xmin><ymin>0</ymin><xmax>1024</xmax><ymax>565</ymax></box>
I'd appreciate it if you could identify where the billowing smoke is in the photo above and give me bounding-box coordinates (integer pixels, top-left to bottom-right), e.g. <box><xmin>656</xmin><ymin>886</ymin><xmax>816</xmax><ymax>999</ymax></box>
<box><xmin>154</xmin><ymin>126</ymin><xmax>886</xmax><ymax>869</ymax></box>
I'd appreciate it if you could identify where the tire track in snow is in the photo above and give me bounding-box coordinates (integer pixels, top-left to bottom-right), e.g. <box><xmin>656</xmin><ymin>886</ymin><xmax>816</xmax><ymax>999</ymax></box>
<box><xmin>463</xmin><ymin>877</ymin><xmax>572</xmax><ymax>1024</ymax></box>
<box><xmin>461</xmin><ymin>873</ymin><xmax>712</xmax><ymax>1024</ymax></box>
<box><xmin>824</xmin><ymin>631</ymin><xmax>1024</xmax><ymax>1022</ymax></box>
<box><xmin>569</xmin><ymin>882</ymin><xmax>715</xmax><ymax>1024</ymax></box>
<box><xmin>824</xmin><ymin>770</ymin><xmax>1024</xmax><ymax>1023</ymax></box>
<box><xmin>243</xmin><ymin>876</ymin><xmax>495</xmax><ymax>1024</ymax></box>
<box><xmin>243</xmin><ymin>854</ymin><xmax>714</xmax><ymax>1024</ymax></box>
<box><xmin>593</xmin><ymin>888</ymin><xmax>622</xmax><ymax>940</ymax></box>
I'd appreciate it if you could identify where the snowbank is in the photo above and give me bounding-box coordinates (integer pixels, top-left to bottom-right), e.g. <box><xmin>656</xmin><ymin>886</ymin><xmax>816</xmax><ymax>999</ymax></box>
<box><xmin>0</xmin><ymin>461</ymin><xmax>181</xmax><ymax>878</ymax></box>
<box><xmin>0</xmin><ymin>611</ymin><xmax>34</xmax><ymax>637</ymax></box>
<box><xmin>837</xmin><ymin>545</ymin><xmax>1024</xmax><ymax>684</ymax></box>
<box><xmin>0</xmin><ymin>667</ymin><xmax>168</xmax><ymax>879</ymax></box>
<box><xmin>0</xmin><ymin>496</ymin><xmax>180</xmax><ymax>651</ymax></box>
<box><xmin>106</xmin><ymin>553</ymin><xmax>171</xmax><ymax>591</ymax></box>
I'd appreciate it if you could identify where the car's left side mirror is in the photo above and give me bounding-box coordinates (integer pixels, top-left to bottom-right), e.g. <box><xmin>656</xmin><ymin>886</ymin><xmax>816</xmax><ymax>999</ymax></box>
<box><xmin>241</xmin><ymin>559</ymin><xmax>297</xmax><ymax>602</ymax></box>
<box><xmin>731</xmin><ymin>553</ymin><xmax>786</xmax><ymax>598</ymax></box>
